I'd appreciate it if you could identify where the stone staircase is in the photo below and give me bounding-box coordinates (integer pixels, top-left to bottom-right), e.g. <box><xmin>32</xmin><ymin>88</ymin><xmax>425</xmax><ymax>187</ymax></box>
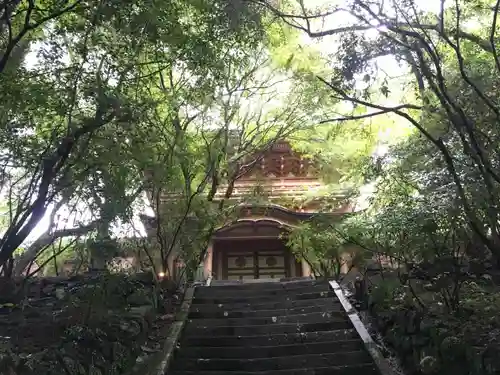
<box><xmin>167</xmin><ymin>278</ymin><xmax>383</xmax><ymax>375</ymax></box>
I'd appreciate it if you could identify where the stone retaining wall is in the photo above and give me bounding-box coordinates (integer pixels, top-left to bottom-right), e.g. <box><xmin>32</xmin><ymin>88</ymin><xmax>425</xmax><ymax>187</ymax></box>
<box><xmin>0</xmin><ymin>273</ymin><xmax>181</xmax><ymax>375</ymax></box>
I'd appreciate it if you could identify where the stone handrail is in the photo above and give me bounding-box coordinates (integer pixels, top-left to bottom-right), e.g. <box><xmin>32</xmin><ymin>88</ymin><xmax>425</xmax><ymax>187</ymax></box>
<box><xmin>126</xmin><ymin>286</ymin><xmax>195</xmax><ymax>375</ymax></box>
<box><xmin>329</xmin><ymin>280</ymin><xmax>397</xmax><ymax>375</ymax></box>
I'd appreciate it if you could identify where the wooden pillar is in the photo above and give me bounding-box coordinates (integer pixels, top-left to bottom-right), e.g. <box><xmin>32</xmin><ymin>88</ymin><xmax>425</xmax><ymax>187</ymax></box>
<box><xmin>203</xmin><ymin>241</ymin><xmax>214</xmax><ymax>280</ymax></box>
<box><xmin>302</xmin><ymin>260</ymin><xmax>312</xmax><ymax>277</ymax></box>
<box><xmin>340</xmin><ymin>255</ymin><xmax>350</xmax><ymax>274</ymax></box>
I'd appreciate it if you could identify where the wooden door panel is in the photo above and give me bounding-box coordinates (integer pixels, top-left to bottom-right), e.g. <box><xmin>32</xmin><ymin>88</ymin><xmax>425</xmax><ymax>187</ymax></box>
<box><xmin>227</xmin><ymin>274</ymin><xmax>255</xmax><ymax>280</ymax></box>
<box><xmin>257</xmin><ymin>255</ymin><xmax>285</xmax><ymax>269</ymax></box>
<box><xmin>227</xmin><ymin>255</ymin><xmax>254</xmax><ymax>268</ymax></box>
<box><xmin>221</xmin><ymin>246</ymin><xmax>290</xmax><ymax>280</ymax></box>
<box><xmin>259</xmin><ymin>273</ymin><xmax>286</xmax><ymax>279</ymax></box>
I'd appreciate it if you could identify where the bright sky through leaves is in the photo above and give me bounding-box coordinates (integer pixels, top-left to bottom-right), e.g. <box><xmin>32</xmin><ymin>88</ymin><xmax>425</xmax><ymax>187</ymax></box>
<box><xmin>12</xmin><ymin>0</ymin><xmax>443</xmax><ymax>246</ymax></box>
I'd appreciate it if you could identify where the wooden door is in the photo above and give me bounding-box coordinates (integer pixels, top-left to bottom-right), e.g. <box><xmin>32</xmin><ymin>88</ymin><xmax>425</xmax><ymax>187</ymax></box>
<box><xmin>256</xmin><ymin>250</ymin><xmax>287</xmax><ymax>279</ymax></box>
<box><xmin>224</xmin><ymin>250</ymin><xmax>256</xmax><ymax>280</ymax></box>
<box><xmin>223</xmin><ymin>249</ymin><xmax>289</xmax><ymax>280</ymax></box>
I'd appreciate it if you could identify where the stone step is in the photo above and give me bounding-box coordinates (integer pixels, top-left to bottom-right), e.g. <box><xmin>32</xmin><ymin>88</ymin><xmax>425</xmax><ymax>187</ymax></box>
<box><xmin>190</xmin><ymin>296</ymin><xmax>339</xmax><ymax>314</ymax></box>
<box><xmin>188</xmin><ymin>302</ymin><xmax>344</xmax><ymax>319</ymax></box>
<box><xmin>175</xmin><ymin>339</ymin><xmax>365</xmax><ymax>359</ymax></box>
<box><xmin>208</xmin><ymin>277</ymin><xmax>314</xmax><ymax>289</ymax></box>
<box><xmin>170</xmin><ymin>351</ymin><xmax>372</xmax><ymax>372</ymax></box>
<box><xmin>182</xmin><ymin>320</ymin><xmax>353</xmax><ymax>337</ymax></box>
<box><xmin>186</xmin><ymin>311</ymin><xmax>349</xmax><ymax>328</ymax></box>
<box><xmin>179</xmin><ymin>329</ymin><xmax>360</xmax><ymax>347</ymax></box>
<box><xmin>195</xmin><ymin>281</ymin><xmax>328</xmax><ymax>298</ymax></box>
<box><xmin>191</xmin><ymin>290</ymin><xmax>336</xmax><ymax>306</ymax></box>
<box><xmin>170</xmin><ymin>363</ymin><xmax>379</xmax><ymax>375</ymax></box>
<box><xmin>168</xmin><ymin>280</ymin><xmax>382</xmax><ymax>375</ymax></box>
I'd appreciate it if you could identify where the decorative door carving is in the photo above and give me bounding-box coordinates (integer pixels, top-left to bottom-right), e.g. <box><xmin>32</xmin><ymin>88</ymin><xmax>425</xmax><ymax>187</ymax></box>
<box><xmin>223</xmin><ymin>249</ymin><xmax>288</xmax><ymax>280</ymax></box>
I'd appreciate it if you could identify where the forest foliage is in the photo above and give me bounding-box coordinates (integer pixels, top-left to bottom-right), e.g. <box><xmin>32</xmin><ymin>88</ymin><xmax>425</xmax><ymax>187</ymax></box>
<box><xmin>1</xmin><ymin>0</ymin><xmax>500</xmax><ymax>372</ymax></box>
<box><xmin>0</xmin><ymin>0</ymin><xmax>327</xmax><ymax>278</ymax></box>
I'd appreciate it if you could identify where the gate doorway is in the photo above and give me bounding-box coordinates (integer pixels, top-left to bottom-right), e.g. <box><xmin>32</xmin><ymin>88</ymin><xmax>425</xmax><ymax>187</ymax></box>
<box><xmin>212</xmin><ymin>238</ymin><xmax>302</xmax><ymax>281</ymax></box>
